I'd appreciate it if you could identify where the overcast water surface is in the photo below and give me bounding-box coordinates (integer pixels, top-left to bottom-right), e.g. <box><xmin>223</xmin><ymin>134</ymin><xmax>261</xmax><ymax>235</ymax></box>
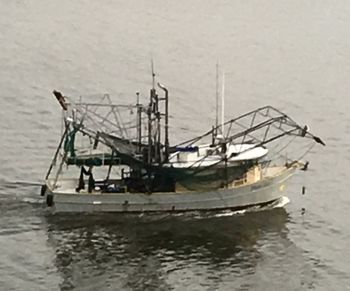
<box><xmin>0</xmin><ymin>1</ymin><xmax>349</xmax><ymax>290</ymax></box>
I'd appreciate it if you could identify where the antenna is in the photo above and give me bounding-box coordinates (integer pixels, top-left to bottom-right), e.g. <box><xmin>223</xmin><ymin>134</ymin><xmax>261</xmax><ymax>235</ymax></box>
<box><xmin>151</xmin><ymin>59</ymin><xmax>156</xmax><ymax>89</ymax></box>
<box><xmin>221</xmin><ymin>70</ymin><xmax>225</xmax><ymax>136</ymax></box>
<box><xmin>215</xmin><ymin>63</ymin><xmax>219</xmax><ymax>132</ymax></box>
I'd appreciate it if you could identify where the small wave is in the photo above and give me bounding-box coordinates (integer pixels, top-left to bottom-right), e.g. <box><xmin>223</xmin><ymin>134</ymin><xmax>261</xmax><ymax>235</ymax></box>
<box><xmin>210</xmin><ymin>196</ymin><xmax>290</xmax><ymax>218</ymax></box>
<box><xmin>214</xmin><ymin>209</ymin><xmax>247</xmax><ymax>218</ymax></box>
<box><xmin>270</xmin><ymin>196</ymin><xmax>290</xmax><ymax>208</ymax></box>
<box><xmin>21</xmin><ymin>197</ymin><xmax>44</xmax><ymax>204</ymax></box>
<box><xmin>0</xmin><ymin>181</ymin><xmax>43</xmax><ymax>190</ymax></box>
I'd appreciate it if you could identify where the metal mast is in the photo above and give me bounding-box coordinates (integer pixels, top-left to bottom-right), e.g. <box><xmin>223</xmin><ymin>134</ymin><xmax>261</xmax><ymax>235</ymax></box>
<box><xmin>215</xmin><ymin>63</ymin><xmax>219</xmax><ymax>134</ymax></box>
<box><xmin>158</xmin><ymin>83</ymin><xmax>169</xmax><ymax>162</ymax></box>
<box><xmin>221</xmin><ymin>70</ymin><xmax>225</xmax><ymax>136</ymax></box>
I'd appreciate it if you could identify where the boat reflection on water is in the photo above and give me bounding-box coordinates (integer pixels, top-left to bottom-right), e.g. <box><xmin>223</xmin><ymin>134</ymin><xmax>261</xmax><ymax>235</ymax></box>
<box><xmin>45</xmin><ymin>207</ymin><xmax>289</xmax><ymax>290</ymax></box>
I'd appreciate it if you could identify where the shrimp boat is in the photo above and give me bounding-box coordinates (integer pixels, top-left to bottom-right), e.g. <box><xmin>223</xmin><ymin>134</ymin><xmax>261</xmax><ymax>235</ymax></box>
<box><xmin>41</xmin><ymin>76</ymin><xmax>325</xmax><ymax>213</ymax></box>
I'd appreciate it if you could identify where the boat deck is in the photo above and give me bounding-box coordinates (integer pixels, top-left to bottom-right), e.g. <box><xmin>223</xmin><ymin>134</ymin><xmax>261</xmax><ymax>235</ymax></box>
<box><xmin>48</xmin><ymin>166</ymin><xmax>292</xmax><ymax>195</ymax></box>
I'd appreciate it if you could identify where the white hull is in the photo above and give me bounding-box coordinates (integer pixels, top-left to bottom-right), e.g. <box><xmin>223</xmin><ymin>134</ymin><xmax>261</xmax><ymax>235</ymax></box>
<box><xmin>44</xmin><ymin>166</ymin><xmax>296</xmax><ymax>213</ymax></box>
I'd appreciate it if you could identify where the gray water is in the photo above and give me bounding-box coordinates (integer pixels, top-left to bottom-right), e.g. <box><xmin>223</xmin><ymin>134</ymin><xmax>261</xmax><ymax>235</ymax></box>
<box><xmin>0</xmin><ymin>0</ymin><xmax>350</xmax><ymax>290</ymax></box>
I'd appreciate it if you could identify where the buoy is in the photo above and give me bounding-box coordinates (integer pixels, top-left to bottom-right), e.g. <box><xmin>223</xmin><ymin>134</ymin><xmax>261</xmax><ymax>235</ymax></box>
<box><xmin>302</xmin><ymin>186</ymin><xmax>306</xmax><ymax>195</ymax></box>
<box><xmin>40</xmin><ymin>184</ymin><xmax>47</xmax><ymax>196</ymax></box>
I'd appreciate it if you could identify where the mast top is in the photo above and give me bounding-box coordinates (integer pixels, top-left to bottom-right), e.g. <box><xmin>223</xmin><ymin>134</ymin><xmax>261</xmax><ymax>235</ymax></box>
<box><xmin>151</xmin><ymin>59</ymin><xmax>156</xmax><ymax>89</ymax></box>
